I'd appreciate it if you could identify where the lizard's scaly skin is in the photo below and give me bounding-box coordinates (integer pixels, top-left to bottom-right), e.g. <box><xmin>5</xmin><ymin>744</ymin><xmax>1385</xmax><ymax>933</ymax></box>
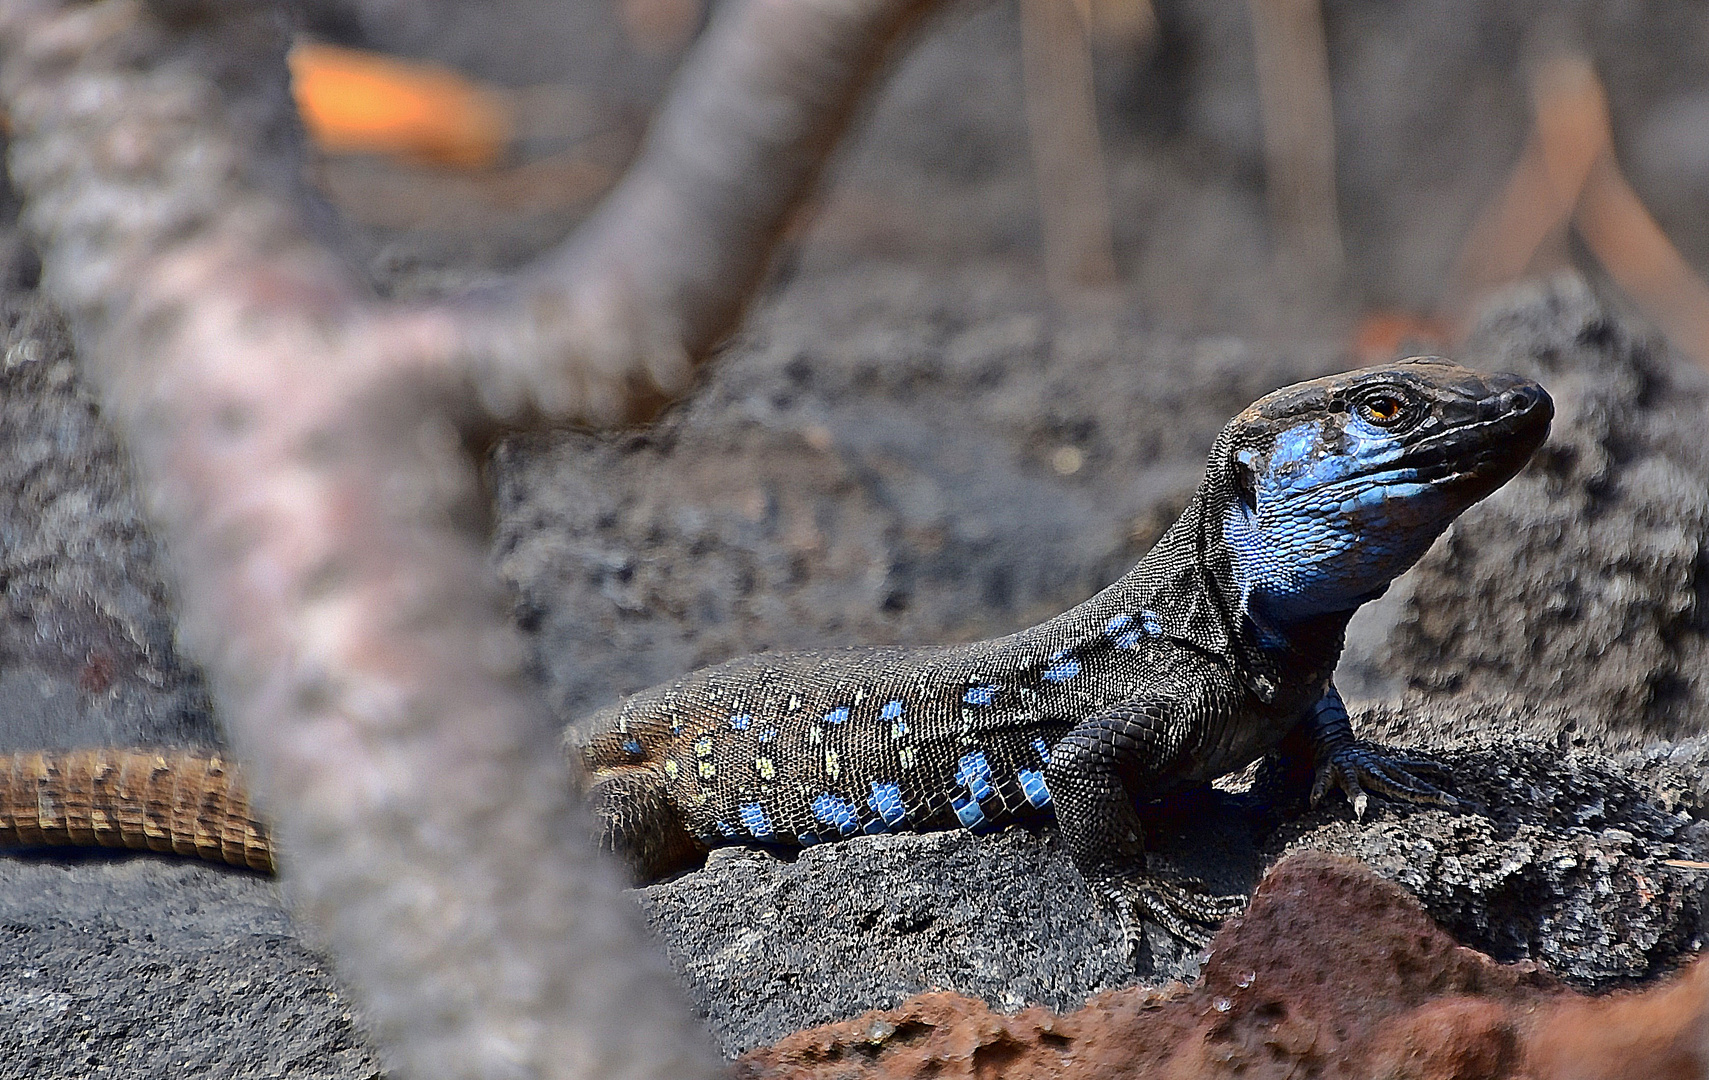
<box><xmin>577</xmin><ymin>358</ymin><xmax>1554</xmax><ymax>952</ymax></box>
<box><xmin>0</xmin><ymin>749</ymin><xmax>272</xmax><ymax>872</ymax></box>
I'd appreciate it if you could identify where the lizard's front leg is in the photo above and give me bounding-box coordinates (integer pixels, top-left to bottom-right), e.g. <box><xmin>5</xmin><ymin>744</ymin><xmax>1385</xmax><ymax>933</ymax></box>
<box><xmin>1301</xmin><ymin>684</ymin><xmax>1463</xmax><ymax>818</ymax></box>
<box><xmin>1045</xmin><ymin>698</ymin><xmax>1246</xmax><ymax>963</ymax></box>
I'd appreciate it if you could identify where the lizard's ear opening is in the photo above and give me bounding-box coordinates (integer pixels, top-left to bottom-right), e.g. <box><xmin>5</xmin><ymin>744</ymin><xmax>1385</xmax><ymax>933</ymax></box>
<box><xmin>1232</xmin><ymin>448</ymin><xmax>1259</xmax><ymax>513</ymax></box>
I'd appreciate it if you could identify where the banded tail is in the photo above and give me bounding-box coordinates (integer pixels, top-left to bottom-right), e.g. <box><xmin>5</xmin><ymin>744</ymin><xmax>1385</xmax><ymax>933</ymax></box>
<box><xmin>0</xmin><ymin>749</ymin><xmax>273</xmax><ymax>872</ymax></box>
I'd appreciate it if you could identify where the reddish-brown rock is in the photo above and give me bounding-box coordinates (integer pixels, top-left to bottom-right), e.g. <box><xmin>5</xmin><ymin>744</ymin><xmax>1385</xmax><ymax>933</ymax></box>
<box><xmin>736</xmin><ymin>852</ymin><xmax>1709</xmax><ymax>1080</ymax></box>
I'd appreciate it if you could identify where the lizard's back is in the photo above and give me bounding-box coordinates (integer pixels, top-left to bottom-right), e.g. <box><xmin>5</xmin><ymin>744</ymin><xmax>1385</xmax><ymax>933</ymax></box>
<box><xmin>578</xmin><ymin>585</ymin><xmax>1189</xmax><ymax>878</ymax></box>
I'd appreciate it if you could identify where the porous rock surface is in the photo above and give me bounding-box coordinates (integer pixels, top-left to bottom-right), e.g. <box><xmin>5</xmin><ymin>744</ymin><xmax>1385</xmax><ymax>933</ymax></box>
<box><xmin>734</xmin><ymin>853</ymin><xmax>1709</xmax><ymax>1080</ymax></box>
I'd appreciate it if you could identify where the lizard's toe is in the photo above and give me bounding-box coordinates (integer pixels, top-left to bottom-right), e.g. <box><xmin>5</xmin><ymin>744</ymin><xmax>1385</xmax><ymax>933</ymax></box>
<box><xmin>1103</xmin><ymin>874</ymin><xmax>1247</xmax><ymax>962</ymax></box>
<box><xmin>1315</xmin><ymin>742</ymin><xmax>1465</xmax><ymax>817</ymax></box>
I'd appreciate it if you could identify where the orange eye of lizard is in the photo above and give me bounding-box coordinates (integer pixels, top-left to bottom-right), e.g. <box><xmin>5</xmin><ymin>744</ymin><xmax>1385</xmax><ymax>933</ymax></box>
<box><xmin>1357</xmin><ymin>394</ymin><xmax>1406</xmax><ymax>426</ymax></box>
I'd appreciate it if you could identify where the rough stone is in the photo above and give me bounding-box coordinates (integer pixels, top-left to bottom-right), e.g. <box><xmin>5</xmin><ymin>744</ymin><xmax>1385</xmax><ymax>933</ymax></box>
<box><xmin>736</xmin><ymin>853</ymin><xmax>1709</xmax><ymax>1080</ymax></box>
<box><xmin>1370</xmin><ymin>276</ymin><xmax>1709</xmax><ymax>747</ymax></box>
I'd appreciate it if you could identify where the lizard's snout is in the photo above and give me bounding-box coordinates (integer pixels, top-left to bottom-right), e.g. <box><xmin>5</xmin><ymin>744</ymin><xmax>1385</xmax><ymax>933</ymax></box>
<box><xmin>1493</xmin><ymin>375</ymin><xmax>1553</xmax><ymax>447</ymax></box>
<box><xmin>1458</xmin><ymin>372</ymin><xmax>1552</xmax><ymax>485</ymax></box>
<box><xmin>1498</xmin><ymin>378</ymin><xmax>1551</xmax><ymax>424</ymax></box>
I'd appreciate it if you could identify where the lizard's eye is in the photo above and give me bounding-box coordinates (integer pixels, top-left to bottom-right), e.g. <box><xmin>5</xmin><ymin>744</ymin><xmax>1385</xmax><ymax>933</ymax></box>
<box><xmin>1355</xmin><ymin>392</ymin><xmax>1409</xmax><ymax>428</ymax></box>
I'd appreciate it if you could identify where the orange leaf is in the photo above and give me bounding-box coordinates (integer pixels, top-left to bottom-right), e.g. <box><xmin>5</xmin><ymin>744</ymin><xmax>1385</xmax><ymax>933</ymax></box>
<box><xmin>288</xmin><ymin>41</ymin><xmax>513</xmax><ymax>169</ymax></box>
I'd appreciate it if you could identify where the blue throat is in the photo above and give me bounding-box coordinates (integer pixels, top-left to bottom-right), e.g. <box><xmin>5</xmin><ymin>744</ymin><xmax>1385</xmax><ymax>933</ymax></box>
<box><xmin>1219</xmin><ymin>417</ymin><xmax>1457</xmax><ymax>643</ymax></box>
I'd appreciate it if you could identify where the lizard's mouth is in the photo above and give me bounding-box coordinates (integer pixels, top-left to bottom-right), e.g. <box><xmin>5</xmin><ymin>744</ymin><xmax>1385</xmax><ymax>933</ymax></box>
<box><xmin>1394</xmin><ymin>377</ymin><xmax>1553</xmax><ymax>497</ymax></box>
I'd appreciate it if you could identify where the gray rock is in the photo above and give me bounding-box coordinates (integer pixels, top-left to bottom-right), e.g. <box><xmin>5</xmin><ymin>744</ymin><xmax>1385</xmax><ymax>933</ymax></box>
<box><xmin>0</xmin><ymin>858</ymin><xmax>380</xmax><ymax>1079</ymax></box>
<box><xmin>1277</xmin><ymin>718</ymin><xmax>1709</xmax><ymax>986</ymax></box>
<box><xmin>1377</xmin><ymin>276</ymin><xmax>1709</xmax><ymax>748</ymax></box>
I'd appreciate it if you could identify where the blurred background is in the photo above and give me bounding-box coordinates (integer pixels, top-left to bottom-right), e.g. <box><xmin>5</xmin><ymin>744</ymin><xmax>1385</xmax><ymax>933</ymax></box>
<box><xmin>284</xmin><ymin>0</ymin><xmax>1709</xmax><ymax>362</ymax></box>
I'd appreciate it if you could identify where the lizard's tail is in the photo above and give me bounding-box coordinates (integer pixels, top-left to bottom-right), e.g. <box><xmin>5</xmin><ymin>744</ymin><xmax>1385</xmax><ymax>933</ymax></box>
<box><xmin>0</xmin><ymin>749</ymin><xmax>273</xmax><ymax>872</ymax></box>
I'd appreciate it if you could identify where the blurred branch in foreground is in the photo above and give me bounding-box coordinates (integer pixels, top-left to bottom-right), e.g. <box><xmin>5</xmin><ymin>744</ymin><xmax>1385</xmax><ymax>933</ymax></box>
<box><xmin>1442</xmin><ymin>53</ymin><xmax>1709</xmax><ymax>370</ymax></box>
<box><xmin>0</xmin><ymin>0</ymin><xmax>941</xmax><ymax>1076</ymax></box>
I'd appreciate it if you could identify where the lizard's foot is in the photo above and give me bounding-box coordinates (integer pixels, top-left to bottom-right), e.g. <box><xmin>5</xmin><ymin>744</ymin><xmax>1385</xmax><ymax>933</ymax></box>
<box><xmin>1099</xmin><ymin>872</ymin><xmax>1247</xmax><ymax>962</ymax></box>
<box><xmin>1312</xmin><ymin>742</ymin><xmax>1464</xmax><ymax>820</ymax></box>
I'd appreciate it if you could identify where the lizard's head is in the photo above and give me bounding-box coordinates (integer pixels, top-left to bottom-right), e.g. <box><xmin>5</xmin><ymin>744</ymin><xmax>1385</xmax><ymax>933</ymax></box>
<box><xmin>1209</xmin><ymin>357</ymin><xmax>1552</xmax><ymax>630</ymax></box>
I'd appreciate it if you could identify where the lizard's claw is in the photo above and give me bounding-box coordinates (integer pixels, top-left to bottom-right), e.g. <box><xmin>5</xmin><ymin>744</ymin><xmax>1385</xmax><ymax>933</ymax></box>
<box><xmin>1101</xmin><ymin>873</ymin><xmax>1247</xmax><ymax>963</ymax></box>
<box><xmin>1311</xmin><ymin>742</ymin><xmax>1462</xmax><ymax>819</ymax></box>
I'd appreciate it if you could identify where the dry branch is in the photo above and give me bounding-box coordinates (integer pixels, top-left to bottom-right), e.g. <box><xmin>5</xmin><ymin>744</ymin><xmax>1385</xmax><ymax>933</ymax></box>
<box><xmin>1019</xmin><ymin>0</ymin><xmax>1118</xmax><ymax>297</ymax></box>
<box><xmin>1246</xmin><ymin>0</ymin><xmax>1343</xmax><ymax>287</ymax></box>
<box><xmin>1441</xmin><ymin>52</ymin><xmax>1709</xmax><ymax>370</ymax></box>
<box><xmin>1440</xmin><ymin>55</ymin><xmax>1608</xmax><ymax>322</ymax></box>
<box><xmin>0</xmin><ymin>0</ymin><xmax>943</xmax><ymax>1076</ymax></box>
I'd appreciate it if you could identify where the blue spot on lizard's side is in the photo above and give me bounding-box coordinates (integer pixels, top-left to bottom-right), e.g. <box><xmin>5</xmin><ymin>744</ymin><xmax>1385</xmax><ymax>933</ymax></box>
<box><xmin>868</xmin><ymin>781</ymin><xmax>907</xmax><ymax>826</ymax></box>
<box><xmin>622</xmin><ymin>738</ymin><xmax>644</xmax><ymax>756</ymax></box>
<box><xmin>813</xmin><ymin>793</ymin><xmax>859</xmax><ymax>834</ymax></box>
<box><xmin>952</xmin><ymin>751</ymin><xmax>995</xmax><ymax>828</ymax></box>
<box><xmin>1042</xmin><ymin>653</ymin><xmax>1081</xmax><ymax>683</ymax></box>
<box><xmin>739</xmin><ymin>803</ymin><xmax>774</xmax><ymax>839</ymax></box>
<box><xmin>823</xmin><ymin>706</ymin><xmax>850</xmax><ymax>725</ymax></box>
<box><xmin>1115</xmin><ymin>609</ymin><xmax>1164</xmax><ymax>649</ymax></box>
<box><xmin>1018</xmin><ymin>768</ymin><xmax>1052</xmax><ymax>807</ymax></box>
<box><xmin>1104</xmin><ymin>613</ymin><xmax>1132</xmax><ymax>635</ymax></box>
<box><xmin>951</xmin><ymin>794</ymin><xmax>986</xmax><ymax>827</ymax></box>
<box><xmin>963</xmin><ymin>684</ymin><xmax>998</xmax><ymax>706</ymax></box>
<box><xmin>728</xmin><ymin>713</ymin><xmax>752</xmax><ymax>731</ymax></box>
<box><xmin>1032</xmin><ymin>737</ymin><xmax>1052</xmax><ymax>764</ymax></box>
<box><xmin>956</xmin><ymin>751</ymin><xmax>995</xmax><ymax>801</ymax></box>
<box><xmin>881</xmin><ymin>698</ymin><xmax>908</xmax><ymax>737</ymax></box>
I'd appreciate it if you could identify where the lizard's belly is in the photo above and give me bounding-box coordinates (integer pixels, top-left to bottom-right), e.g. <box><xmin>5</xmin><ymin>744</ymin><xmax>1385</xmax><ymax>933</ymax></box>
<box><xmin>1181</xmin><ymin>700</ymin><xmax>1300</xmax><ymax>786</ymax></box>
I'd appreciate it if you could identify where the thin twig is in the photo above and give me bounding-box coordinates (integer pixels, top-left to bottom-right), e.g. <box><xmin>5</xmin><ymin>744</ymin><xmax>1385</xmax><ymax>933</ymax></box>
<box><xmin>1438</xmin><ymin>55</ymin><xmax>1605</xmax><ymax>325</ymax></box>
<box><xmin>1246</xmin><ymin>0</ymin><xmax>1343</xmax><ymax>288</ymax></box>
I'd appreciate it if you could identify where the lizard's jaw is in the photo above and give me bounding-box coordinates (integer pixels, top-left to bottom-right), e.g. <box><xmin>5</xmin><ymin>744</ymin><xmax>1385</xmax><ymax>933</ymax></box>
<box><xmin>1420</xmin><ymin>374</ymin><xmax>1552</xmax><ymax>502</ymax></box>
<box><xmin>1219</xmin><ymin>370</ymin><xmax>1552</xmax><ymax>627</ymax></box>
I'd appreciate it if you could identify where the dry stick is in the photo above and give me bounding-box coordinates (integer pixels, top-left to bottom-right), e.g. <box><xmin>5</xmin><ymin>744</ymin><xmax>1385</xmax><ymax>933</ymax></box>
<box><xmin>1438</xmin><ymin>55</ymin><xmax>1606</xmax><ymax>327</ymax></box>
<box><xmin>1245</xmin><ymin>0</ymin><xmax>1343</xmax><ymax>288</ymax></box>
<box><xmin>0</xmin><ymin>0</ymin><xmax>941</xmax><ymax>1077</ymax></box>
<box><xmin>1018</xmin><ymin>0</ymin><xmax>1119</xmax><ymax>297</ymax></box>
<box><xmin>432</xmin><ymin>0</ymin><xmax>946</xmax><ymax>428</ymax></box>
<box><xmin>1576</xmin><ymin>155</ymin><xmax>1709</xmax><ymax>371</ymax></box>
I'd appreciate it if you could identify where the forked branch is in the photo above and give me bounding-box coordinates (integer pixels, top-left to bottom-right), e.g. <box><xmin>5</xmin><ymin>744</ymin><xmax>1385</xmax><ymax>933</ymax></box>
<box><xmin>0</xmin><ymin>0</ymin><xmax>941</xmax><ymax>1076</ymax></box>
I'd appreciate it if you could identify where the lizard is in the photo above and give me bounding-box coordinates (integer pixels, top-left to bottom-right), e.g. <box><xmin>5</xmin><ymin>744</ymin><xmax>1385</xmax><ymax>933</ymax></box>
<box><xmin>0</xmin><ymin>358</ymin><xmax>1552</xmax><ymax>954</ymax></box>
